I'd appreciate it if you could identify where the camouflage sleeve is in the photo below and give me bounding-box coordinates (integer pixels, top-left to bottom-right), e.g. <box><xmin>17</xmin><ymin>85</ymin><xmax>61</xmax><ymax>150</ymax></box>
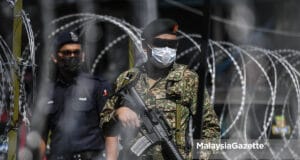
<box><xmin>200</xmin><ymin>91</ymin><xmax>221</xmax><ymax>159</ymax></box>
<box><xmin>186</xmin><ymin>70</ymin><xmax>220</xmax><ymax>159</ymax></box>
<box><xmin>187</xmin><ymin>70</ymin><xmax>220</xmax><ymax>140</ymax></box>
<box><xmin>186</xmin><ymin>71</ymin><xmax>219</xmax><ymax>135</ymax></box>
<box><xmin>99</xmin><ymin>95</ymin><xmax>118</xmax><ymax>128</ymax></box>
<box><xmin>201</xmin><ymin>91</ymin><xmax>220</xmax><ymax>141</ymax></box>
<box><xmin>100</xmin><ymin>71</ymin><xmax>130</xmax><ymax>135</ymax></box>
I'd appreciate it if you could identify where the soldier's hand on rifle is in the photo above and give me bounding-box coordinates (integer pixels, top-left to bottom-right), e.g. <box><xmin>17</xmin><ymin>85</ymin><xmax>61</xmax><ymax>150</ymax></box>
<box><xmin>116</xmin><ymin>106</ymin><xmax>140</xmax><ymax>128</ymax></box>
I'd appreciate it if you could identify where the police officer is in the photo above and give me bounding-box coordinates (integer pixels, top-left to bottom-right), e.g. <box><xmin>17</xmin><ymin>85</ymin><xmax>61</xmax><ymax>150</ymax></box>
<box><xmin>101</xmin><ymin>19</ymin><xmax>220</xmax><ymax>160</ymax></box>
<box><xmin>39</xmin><ymin>31</ymin><xmax>110</xmax><ymax>160</ymax></box>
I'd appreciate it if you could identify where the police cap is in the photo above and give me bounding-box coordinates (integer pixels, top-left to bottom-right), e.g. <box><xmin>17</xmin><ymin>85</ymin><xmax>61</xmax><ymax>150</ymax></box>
<box><xmin>54</xmin><ymin>31</ymin><xmax>81</xmax><ymax>52</ymax></box>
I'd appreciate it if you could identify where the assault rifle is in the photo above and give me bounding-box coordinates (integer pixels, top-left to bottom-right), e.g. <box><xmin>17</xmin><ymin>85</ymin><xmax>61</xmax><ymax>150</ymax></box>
<box><xmin>118</xmin><ymin>86</ymin><xmax>184</xmax><ymax>160</ymax></box>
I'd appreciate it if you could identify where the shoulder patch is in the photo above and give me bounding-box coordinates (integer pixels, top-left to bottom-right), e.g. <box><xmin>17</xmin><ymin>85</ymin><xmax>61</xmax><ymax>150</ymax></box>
<box><xmin>114</xmin><ymin>68</ymin><xmax>140</xmax><ymax>92</ymax></box>
<box><xmin>102</xmin><ymin>89</ymin><xmax>109</xmax><ymax>97</ymax></box>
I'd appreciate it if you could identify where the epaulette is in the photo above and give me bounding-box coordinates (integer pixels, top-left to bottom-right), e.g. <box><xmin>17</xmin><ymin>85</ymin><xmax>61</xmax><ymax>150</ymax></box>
<box><xmin>166</xmin><ymin>63</ymin><xmax>188</xmax><ymax>81</ymax></box>
<box><xmin>114</xmin><ymin>68</ymin><xmax>141</xmax><ymax>92</ymax></box>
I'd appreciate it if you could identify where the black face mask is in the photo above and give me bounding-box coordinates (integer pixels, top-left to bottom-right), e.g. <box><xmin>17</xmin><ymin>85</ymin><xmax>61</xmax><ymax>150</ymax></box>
<box><xmin>57</xmin><ymin>57</ymin><xmax>81</xmax><ymax>75</ymax></box>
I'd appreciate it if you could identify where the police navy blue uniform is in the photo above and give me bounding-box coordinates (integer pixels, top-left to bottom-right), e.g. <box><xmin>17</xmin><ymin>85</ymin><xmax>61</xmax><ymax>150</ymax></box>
<box><xmin>43</xmin><ymin>72</ymin><xmax>110</xmax><ymax>160</ymax></box>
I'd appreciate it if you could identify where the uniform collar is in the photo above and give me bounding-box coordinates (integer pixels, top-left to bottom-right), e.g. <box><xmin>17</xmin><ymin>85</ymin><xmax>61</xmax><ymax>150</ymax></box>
<box><xmin>56</xmin><ymin>71</ymin><xmax>83</xmax><ymax>87</ymax></box>
<box><xmin>138</xmin><ymin>63</ymin><xmax>186</xmax><ymax>81</ymax></box>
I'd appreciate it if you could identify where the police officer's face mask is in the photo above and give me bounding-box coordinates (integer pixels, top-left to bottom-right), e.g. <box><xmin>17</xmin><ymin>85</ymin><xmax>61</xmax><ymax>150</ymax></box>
<box><xmin>58</xmin><ymin>57</ymin><xmax>81</xmax><ymax>72</ymax></box>
<box><xmin>56</xmin><ymin>49</ymin><xmax>82</xmax><ymax>74</ymax></box>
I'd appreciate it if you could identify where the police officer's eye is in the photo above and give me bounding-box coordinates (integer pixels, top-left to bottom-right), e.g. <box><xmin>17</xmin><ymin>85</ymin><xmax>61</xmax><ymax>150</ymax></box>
<box><xmin>59</xmin><ymin>49</ymin><xmax>81</xmax><ymax>55</ymax></box>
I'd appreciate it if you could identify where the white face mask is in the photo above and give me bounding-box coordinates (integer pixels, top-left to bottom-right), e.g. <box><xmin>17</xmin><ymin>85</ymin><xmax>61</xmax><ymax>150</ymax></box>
<box><xmin>150</xmin><ymin>47</ymin><xmax>177</xmax><ymax>68</ymax></box>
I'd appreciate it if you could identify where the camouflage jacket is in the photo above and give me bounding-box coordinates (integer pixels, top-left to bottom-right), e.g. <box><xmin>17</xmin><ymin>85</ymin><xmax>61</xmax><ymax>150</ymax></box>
<box><xmin>100</xmin><ymin>63</ymin><xmax>220</xmax><ymax>159</ymax></box>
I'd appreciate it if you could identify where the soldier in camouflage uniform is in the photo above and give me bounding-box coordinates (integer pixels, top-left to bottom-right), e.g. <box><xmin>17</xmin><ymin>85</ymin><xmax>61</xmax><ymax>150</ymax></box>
<box><xmin>101</xmin><ymin>19</ymin><xmax>220</xmax><ymax>160</ymax></box>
